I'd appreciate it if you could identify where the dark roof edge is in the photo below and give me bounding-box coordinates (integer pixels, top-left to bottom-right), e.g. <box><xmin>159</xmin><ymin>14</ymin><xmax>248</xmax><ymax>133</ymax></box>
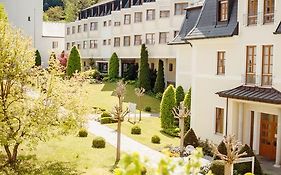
<box><xmin>273</xmin><ymin>22</ymin><xmax>281</xmax><ymax>34</ymax></box>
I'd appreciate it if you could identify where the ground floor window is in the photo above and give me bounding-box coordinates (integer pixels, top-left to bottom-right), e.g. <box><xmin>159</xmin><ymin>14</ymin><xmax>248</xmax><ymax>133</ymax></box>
<box><xmin>215</xmin><ymin>107</ymin><xmax>224</xmax><ymax>134</ymax></box>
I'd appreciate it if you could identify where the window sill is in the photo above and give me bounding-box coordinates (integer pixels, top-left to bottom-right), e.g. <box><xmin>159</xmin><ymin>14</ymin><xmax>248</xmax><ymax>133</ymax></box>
<box><xmin>214</xmin><ymin>132</ymin><xmax>224</xmax><ymax>137</ymax></box>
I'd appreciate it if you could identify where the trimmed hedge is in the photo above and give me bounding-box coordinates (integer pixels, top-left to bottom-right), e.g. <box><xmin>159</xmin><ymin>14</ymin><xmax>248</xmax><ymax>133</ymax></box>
<box><xmin>100</xmin><ymin>117</ymin><xmax>117</xmax><ymax>124</ymax></box>
<box><xmin>210</xmin><ymin>160</ymin><xmax>224</xmax><ymax>175</ymax></box>
<box><xmin>101</xmin><ymin>112</ymin><xmax>112</xmax><ymax>118</ymax></box>
<box><xmin>144</xmin><ymin>106</ymin><xmax>151</xmax><ymax>112</ymax></box>
<box><xmin>154</xmin><ymin>59</ymin><xmax>165</xmax><ymax>93</ymax></box>
<box><xmin>92</xmin><ymin>137</ymin><xmax>106</xmax><ymax>148</ymax></box>
<box><xmin>184</xmin><ymin>128</ymin><xmax>199</xmax><ymax>147</ymax></box>
<box><xmin>151</xmin><ymin>135</ymin><xmax>161</xmax><ymax>144</ymax></box>
<box><xmin>131</xmin><ymin>125</ymin><xmax>141</xmax><ymax>135</ymax></box>
<box><xmin>78</xmin><ymin>128</ymin><xmax>88</xmax><ymax>137</ymax></box>
<box><xmin>109</xmin><ymin>52</ymin><xmax>119</xmax><ymax>79</ymax></box>
<box><xmin>66</xmin><ymin>46</ymin><xmax>81</xmax><ymax>77</ymax></box>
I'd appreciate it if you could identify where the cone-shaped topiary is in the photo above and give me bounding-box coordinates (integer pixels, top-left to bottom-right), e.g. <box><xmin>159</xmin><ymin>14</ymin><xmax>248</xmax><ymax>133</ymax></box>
<box><xmin>66</xmin><ymin>46</ymin><xmax>81</xmax><ymax>77</ymax></box>
<box><xmin>184</xmin><ymin>88</ymin><xmax>191</xmax><ymax>110</ymax></box>
<box><xmin>214</xmin><ymin>141</ymin><xmax>227</xmax><ymax>160</ymax></box>
<box><xmin>109</xmin><ymin>52</ymin><xmax>119</xmax><ymax>79</ymax></box>
<box><xmin>154</xmin><ymin>59</ymin><xmax>165</xmax><ymax>93</ymax></box>
<box><xmin>183</xmin><ymin>128</ymin><xmax>199</xmax><ymax>147</ymax></box>
<box><xmin>138</xmin><ymin>44</ymin><xmax>151</xmax><ymax>91</ymax></box>
<box><xmin>35</xmin><ymin>50</ymin><xmax>41</xmax><ymax>66</ymax></box>
<box><xmin>234</xmin><ymin>144</ymin><xmax>263</xmax><ymax>175</ymax></box>
<box><xmin>176</xmin><ymin>86</ymin><xmax>185</xmax><ymax>106</ymax></box>
<box><xmin>160</xmin><ymin>85</ymin><xmax>176</xmax><ymax>129</ymax></box>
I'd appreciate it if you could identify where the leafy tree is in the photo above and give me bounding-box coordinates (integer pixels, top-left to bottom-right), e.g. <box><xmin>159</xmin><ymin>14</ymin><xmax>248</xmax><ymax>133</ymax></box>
<box><xmin>138</xmin><ymin>44</ymin><xmax>151</xmax><ymax>91</ymax></box>
<box><xmin>35</xmin><ymin>50</ymin><xmax>41</xmax><ymax>66</ymax></box>
<box><xmin>0</xmin><ymin>4</ymin><xmax>7</xmax><ymax>21</ymax></box>
<box><xmin>43</xmin><ymin>0</ymin><xmax>64</xmax><ymax>11</ymax></box>
<box><xmin>175</xmin><ymin>86</ymin><xmax>185</xmax><ymax>106</ymax></box>
<box><xmin>154</xmin><ymin>59</ymin><xmax>165</xmax><ymax>93</ymax></box>
<box><xmin>66</xmin><ymin>46</ymin><xmax>81</xmax><ymax>77</ymax></box>
<box><xmin>44</xmin><ymin>6</ymin><xmax>65</xmax><ymax>21</ymax></box>
<box><xmin>109</xmin><ymin>52</ymin><xmax>119</xmax><ymax>80</ymax></box>
<box><xmin>160</xmin><ymin>85</ymin><xmax>176</xmax><ymax>129</ymax></box>
<box><xmin>0</xmin><ymin>15</ymin><xmax>84</xmax><ymax>164</ymax></box>
<box><xmin>184</xmin><ymin>88</ymin><xmax>191</xmax><ymax>110</ymax></box>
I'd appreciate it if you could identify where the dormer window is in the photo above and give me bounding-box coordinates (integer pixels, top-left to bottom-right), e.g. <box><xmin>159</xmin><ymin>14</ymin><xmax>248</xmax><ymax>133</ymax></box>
<box><xmin>219</xmin><ymin>0</ymin><xmax>228</xmax><ymax>22</ymax></box>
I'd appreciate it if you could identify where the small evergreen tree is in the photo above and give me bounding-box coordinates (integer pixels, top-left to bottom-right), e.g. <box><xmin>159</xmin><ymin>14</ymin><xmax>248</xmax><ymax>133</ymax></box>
<box><xmin>35</xmin><ymin>50</ymin><xmax>42</xmax><ymax>66</ymax></box>
<box><xmin>66</xmin><ymin>46</ymin><xmax>81</xmax><ymax>77</ymax></box>
<box><xmin>183</xmin><ymin>128</ymin><xmax>199</xmax><ymax>147</ymax></box>
<box><xmin>184</xmin><ymin>88</ymin><xmax>192</xmax><ymax>110</ymax></box>
<box><xmin>154</xmin><ymin>60</ymin><xmax>165</xmax><ymax>93</ymax></box>
<box><xmin>176</xmin><ymin>86</ymin><xmax>185</xmax><ymax>106</ymax></box>
<box><xmin>48</xmin><ymin>52</ymin><xmax>57</xmax><ymax>70</ymax></box>
<box><xmin>109</xmin><ymin>52</ymin><xmax>119</xmax><ymax>79</ymax></box>
<box><xmin>138</xmin><ymin>44</ymin><xmax>151</xmax><ymax>90</ymax></box>
<box><xmin>160</xmin><ymin>85</ymin><xmax>176</xmax><ymax>129</ymax></box>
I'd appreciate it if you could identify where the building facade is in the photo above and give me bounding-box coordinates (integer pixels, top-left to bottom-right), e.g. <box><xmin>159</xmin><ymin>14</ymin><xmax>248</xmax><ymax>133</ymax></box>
<box><xmin>173</xmin><ymin>0</ymin><xmax>281</xmax><ymax>167</ymax></box>
<box><xmin>0</xmin><ymin>0</ymin><xmax>65</xmax><ymax>67</ymax></box>
<box><xmin>65</xmin><ymin>0</ymin><xmax>202</xmax><ymax>84</ymax></box>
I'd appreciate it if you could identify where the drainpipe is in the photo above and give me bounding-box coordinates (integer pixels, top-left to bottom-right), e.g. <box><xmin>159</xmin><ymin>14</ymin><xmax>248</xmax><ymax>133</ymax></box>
<box><xmin>225</xmin><ymin>97</ymin><xmax>229</xmax><ymax>136</ymax></box>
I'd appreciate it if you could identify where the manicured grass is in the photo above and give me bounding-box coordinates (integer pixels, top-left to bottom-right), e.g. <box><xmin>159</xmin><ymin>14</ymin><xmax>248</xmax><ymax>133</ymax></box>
<box><xmin>82</xmin><ymin>82</ymin><xmax>160</xmax><ymax>113</ymax></box>
<box><xmin>107</xmin><ymin>117</ymin><xmax>180</xmax><ymax>151</ymax></box>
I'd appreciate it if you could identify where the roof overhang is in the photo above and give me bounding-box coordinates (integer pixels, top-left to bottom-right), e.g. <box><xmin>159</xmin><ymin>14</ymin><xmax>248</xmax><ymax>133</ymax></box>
<box><xmin>274</xmin><ymin>22</ymin><xmax>281</xmax><ymax>34</ymax></box>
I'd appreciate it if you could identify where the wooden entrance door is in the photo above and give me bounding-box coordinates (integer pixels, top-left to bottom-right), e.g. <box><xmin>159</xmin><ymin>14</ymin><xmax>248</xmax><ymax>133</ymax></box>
<box><xmin>259</xmin><ymin>113</ymin><xmax>277</xmax><ymax>160</ymax></box>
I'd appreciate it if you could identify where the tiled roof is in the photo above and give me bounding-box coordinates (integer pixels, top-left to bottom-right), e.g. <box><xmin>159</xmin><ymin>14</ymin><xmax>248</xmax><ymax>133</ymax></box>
<box><xmin>169</xmin><ymin>5</ymin><xmax>202</xmax><ymax>45</ymax></box>
<box><xmin>216</xmin><ymin>85</ymin><xmax>281</xmax><ymax>104</ymax></box>
<box><xmin>274</xmin><ymin>22</ymin><xmax>281</xmax><ymax>34</ymax></box>
<box><xmin>185</xmin><ymin>0</ymin><xmax>238</xmax><ymax>40</ymax></box>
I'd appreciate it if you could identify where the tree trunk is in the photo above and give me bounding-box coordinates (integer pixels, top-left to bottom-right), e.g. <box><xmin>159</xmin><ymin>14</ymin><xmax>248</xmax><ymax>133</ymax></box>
<box><xmin>4</xmin><ymin>143</ymin><xmax>19</xmax><ymax>164</ymax></box>
<box><xmin>224</xmin><ymin>163</ymin><xmax>233</xmax><ymax>175</ymax></box>
<box><xmin>138</xmin><ymin>98</ymin><xmax>142</xmax><ymax>122</ymax></box>
<box><xmin>115</xmin><ymin>118</ymin><xmax>121</xmax><ymax>165</ymax></box>
<box><xmin>179</xmin><ymin>117</ymin><xmax>185</xmax><ymax>157</ymax></box>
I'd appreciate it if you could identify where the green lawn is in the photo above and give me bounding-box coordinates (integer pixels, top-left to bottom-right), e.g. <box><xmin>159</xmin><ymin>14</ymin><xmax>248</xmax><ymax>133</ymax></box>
<box><xmin>82</xmin><ymin>82</ymin><xmax>161</xmax><ymax>113</ymax></box>
<box><xmin>107</xmin><ymin>117</ymin><xmax>180</xmax><ymax>151</ymax></box>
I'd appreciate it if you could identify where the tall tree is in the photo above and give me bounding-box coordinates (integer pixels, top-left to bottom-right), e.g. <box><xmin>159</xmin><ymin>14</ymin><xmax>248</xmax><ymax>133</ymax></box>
<box><xmin>35</xmin><ymin>50</ymin><xmax>41</xmax><ymax>66</ymax></box>
<box><xmin>0</xmin><ymin>12</ymin><xmax>84</xmax><ymax>164</ymax></box>
<box><xmin>154</xmin><ymin>59</ymin><xmax>165</xmax><ymax>93</ymax></box>
<box><xmin>175</xmin><ymin>86</ymin><xmax>185</xmax><ymax>106</ymax></box>
<box><xmin>184</xmin><ymin>88</ymin><xmax>191</xmax><ymax>110</ymax></box>
<box><xmin>66</xmin><ymin>46</ymin><xmax>81</xmax><ymax>77</ymax></box>
<box><xmin>138</xmin><ymin>44</ymin><xmax>151</xmax><ymax>91</ymax></box>
<box><xmin>109</xmin><ymin>52</ymin><xmax>119</xmax><ymax>80</ymax></box>
<box><xmin>44</xmin><ymin>6</ymin><xmax>65</xmax><ymax>21</ymax></box>
<box><xmin>160</xmin><ymin>85</ymin><xmax>176</xmax><ymax>129</ymax></box>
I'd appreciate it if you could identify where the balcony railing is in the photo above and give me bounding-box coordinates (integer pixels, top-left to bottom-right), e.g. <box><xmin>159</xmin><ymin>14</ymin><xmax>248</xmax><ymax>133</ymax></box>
<box><xmin>242</xmin><ymin>74</ymin><xmax>274</xmax><ymax>87</ymax></box>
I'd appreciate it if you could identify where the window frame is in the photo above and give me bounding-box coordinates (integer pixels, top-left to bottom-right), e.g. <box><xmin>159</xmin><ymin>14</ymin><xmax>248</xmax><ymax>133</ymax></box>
<box><xmin>124</xmin><ymin>14</ymin><xmax>131</xmax><ymax>25</ymax></box>
<box><xmin>160</xmin><ymin>10</ymin><xmax>170</xmax><ymax>18</ymax></box>
<box><xmin>83</xmin><ymin>41</ymin><xmax>87</xmax><ymax>49</ymax></box>
<box><xmin>261</xmin><ymin>45</ymin><xmax>273</xmax><ymax>86</ymax></box>
<box><xmin>215</xmin><ymin>107</ymin><xmax>224</xmax><ymax>135</ymax></box>
<box><xmin>174</xmin><ymin>3</ymin><xmax>188</xmax><ymax>15</ymax></box>
<box><xmin>247</xmin><ymin>0</ymin><xmax>258</xmax><ymax>25</ymax></box>
<box><xmin>83</xmin><ymin>24</ymin><xmax>88</xmax><ymax>32</ymax></box>
<box><xmin>90</xmin><ymin>22</ymin><xmax>98</xmax><ymax>31</ymax></box>
<box><xmin>114</xmin><ymin>37</ymin><xmax>121</xmax><ymax>47</ymax></box>
<box><xmin>134</xmin><ymin>35</ymin><xmax>142</xmax><ymax>46</ymax></box>
<box><xmin>217</xmin><ymin>51</ymin><xmax>226</xmax><ymax>75</ymax></box>
<box><xmin>52</xmin><ymin>41</ymin><xmax>58</xmax><ymax>49</ymax></box>
<box><xmin>218</xmin><ymin>0</ymin><xmax>228</xmax><ymax>22</ymax></box>
<box><xmin>145</xmin><ymin>33</ymin><xmax>155</xmax><ymax>45</ymax></box>
<box><xmin>123</xmin><ymin>36</ymin><xmax>131</xmax><ymax>46</ymax></box>
<box><xmin>245</xmin><ymin>46</ymin><xmax>257</xmax><ymax>85</ymax></box>
<box><xmin>159</xmin><ymin>32</ymin><xmax>169</xmax><ymax>44</ymax></box>
<box><xmin>146</xmin><ymin>9</ymin><xmax>155</xmax><ymax>21</ymax></box>
<box><xmin>263</xmin><ymin>0</ymin><xmax>275</xmax><ymax>24</ymax></box>
<box><xmin>134</xmin><ymin>12</ymin><xmax>142</xmax><ymax>23</ymax></box>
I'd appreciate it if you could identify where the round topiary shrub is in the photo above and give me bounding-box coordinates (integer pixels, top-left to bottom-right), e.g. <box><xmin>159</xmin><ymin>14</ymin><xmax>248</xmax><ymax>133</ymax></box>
<box><xmin>78</xmin><ymin>128</ymin><xmax>88</xmax><ymax>137</ymax></box>
<box><xmin>101</xmin><ymin>112</ymin><xmax>112</xmax><ymax>118</ymax></box>
<box><xmin>92</xmin><ymin>137</ymin><xmax>106</xmax><ymax>148</ymax></box>
<box><xmin>210</xmin><ymin>160</ymin><xmax>224</xmax><ymax>175</ymax></box>
<box><xmin>100</xmin><ymin>117</ymin><xmax>116</xmax><ymax>124</ymax></box>
<box><xmin>151</xmin><ymin>135</ymin><xmax>160</xmax><ymax>144</ymax></box>
<box><xmin>131</xmin><ymin>125</ymin><xmax>141</xmax><ymax>135</ymax></box>
<box><xmin>144</xmin><ymin>106</ymin><xmax>151</xmax><ymax>112</ymax></box>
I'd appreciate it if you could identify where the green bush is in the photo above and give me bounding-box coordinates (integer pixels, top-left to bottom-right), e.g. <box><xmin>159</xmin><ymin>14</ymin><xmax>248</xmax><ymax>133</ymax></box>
<box><xmin>35</xmin><ymin>50</ymin><xmax>41</xmax><ymax>66</ymax></box>
<box><xmin>154</xmin><ymin>59</ymin><xmax>165</xmax><ymax>93</ymax></box>
<box><xmin>184</xmin><ymin>128</ymin><xmax>199</xmax><ymax>147</ymax></box>
<box><xmin>234</xmin><ymin>144</ymin><xmax>263</xmax><ymax>175</ymax></box>
<box><xmin>160</xmin><ymin>85</ymin><xmax>176</xmax><ymax>130</ymax></box>
<box><xmin>66</xmin><ymin>46</ymin><xmax>81</xmax><ymax>77</ymax></box>
<box><xmin>144</xmin><ymin>106</ymin><xmax>151</xmax><ymax>112</ymax></box>
<box><xmin>162</xmin><ymin>127</ymin><xmax>180</xmax><ymax>137</ymax></box>
<box><xmin>109</xmin><ymin>52</ymin><xmax>119</xmax><ymax>79</ymax></box>
<box><xmin>101</xmin><ymin>112</ymin><xmax>112</xmax><ymax>118</ymax></box>
<box><xmin>155</xmin><ymin>92</ymin><xmax>163</xmax><ymax>100</ymax></box>
<box><xmin>198</xmin><ymin>139</ymin><xmax>213</xmax><ymax>157</ymax></box>
<box><xmin>175</xmin><ymin>86</ymin><xmax>185</xmax><ymax>106</ymax></box>
<box><xmin>138</xmin><ymin>44</ymin><xmax>151</xmax><ymax>91</ymax></box>
<box><xmin>82</xmin><ymin>69</ymin><xmax>101</xmax><ymax>80</ymax></box>
<box><xmin>100</xmin><ymin>117</ymin><xmax>117</xmax><ymax>124</ymax></box>
<box><xmin>131</xmin><ymin>125</ymin><xmax>141</xmax><ymax>135</ymax></box>
<box><xmin>184</xmin><ymin>88</ymin><xmax>191</xmax><ymax>110</ymax></box>
<box><xmin>78</xmin><ymin>128</ymin><xmax>88</xmax><ymax>137</ymax></box>
<box><xmin>151</xmin><ymin>135</ymin><xmax>161</xmax><ymax>144</ymax></box>
<box><xmin>210</xmin><ymin>160</ymin><xmax>224</xmax><ymax>175</ymax></box>
<box><xmin>92</xmin><ymin>137</ymin><xmax>106</xmax><ymax>148</ymax></box>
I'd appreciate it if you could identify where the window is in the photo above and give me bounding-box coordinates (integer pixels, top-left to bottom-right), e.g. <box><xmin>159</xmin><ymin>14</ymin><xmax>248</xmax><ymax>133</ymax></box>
<box><xmin>83</xmin><ymin>24</ymin><xmax>88</xmax><ymax>32</ymax></box>
<box><xmin>169</xmin><ymin>63</ymin><xmax>173</xmax><ymax>71</ymax></box>
<box><xmin>124</xmin><ymin>36</ymin><xmax>130</xmax><ymax>46</ymax></box>
<box><xmin>78</xmin><ymin>25</ymin><xmax>82</xmax><ymax>33</ymax></box>
<box><xmin>160</xmin><ymin>10</ymin><xmax>170</xmax><ymax>18</ymax></box>
<box><xmin>52</xmin><ymin>41</ymin><xmax>59</xmax><ymax>49</ymax></box>
<box><xmin>159</xmin><ymin>32</ymin><xmax>169</xmax><ymax>44</ymax></box>
<box><xmin>134</xmin><ymin>12</ymin><xmax>142</xmax><ymax>23</ymax></box>
<box><xmin>77</xmin><ymin>43</ymin><xmax>81</xmax><ymax>50</ymax></box>
<box><xmin>103</xmin><ymin>21</ymin><xmax>107</xmax><ymax>27</ymax></box>
<box><xmin>72</xmin><ymin>26</ymin><xmax>75</xmax><ymax>34</ymax></box>
<box><xmin>28</xmin><ymin>16</ymin><xmax>31</xmax><ymax>21</ymax></box>
<box><xmin>90</xmin><ymin>40</ymin><xmax>98</xmax><ymax>48</ymax></box>
<box><xmin>108</xmin><ymin>39</ymin><xmax>111</xmax><ymax>45</ymax></box>
<box><xmin>262</xmin><ymin>45</ymin><xmax>273</xmax><ymax>86</ymax></box>
<box><xmin>66</xmin><ymin>43</ymin><xmax>70</xmax><ymax>50</ymax></box>
<box><xmin>151</xmin><ymin>63</ymin><xmax>155</xmax><ymax>70</ymax></box>
<box><xmin>83</xmin><ymin>61</ymin><xmax>86</xmax><ymax>67</ymax></box>
<box><xmin>174</xmin><ymin>3</ymin><xmax>188</xmax><ymax>15</ymax></box>
<box><xmin>217</xmin><ymin>51</ymin><xmax>225</xmax><ymax>75</ymax></box>
<box><xmin>114</xmin><ymin>22</ymin><xmax>121</xmax><ymax>26</ymax></box>
<box><xmin>219</xmin><ymin>0</ymin><xmax>228</xmax><ymax>21</ymax></box>
<box><xmin>114</xmin><ymin>37</ymin><xmax>120</xmax><ymax>47</ymax></box>
<box><xmin>263</xmin><ymin>0</ymin><xmax>275</xmax><ymax>23</ymax></box>
<box><xmin>246</xmin><ymin>46</ymin><xmax>256</xmax><ymax>84</ymax></box>
<box><xmin>108</xmin><ymin>20</ymin><xmax>112</xmax><ymax>26</ymax></box>
<box><xmin>174</xmin><ymin>30</ymin><xmax>179</xmax><ymax>37</ymax></box>
<box><xmin>83</xmin><ymin>41</ymin><xmax>87</xmax><ymax>49</ymax></box>
<box><xmin>90</xmin><ymin>22</ymin><xmax>98</xmax><ymax>31</ymax></box>
<box><xmin>146</xmin><ymin>9</ymin><xmax>155</xmax><ymax>21</ymax></box>
<box><xmin>134</xmin><ymin>35</ymin><xmax>142</xmax><ymax>45</ymax></box>
<box><xmin>146</xmin><ymin>33</ymin><xmax>155</xmax><ymax>45</ymax></box>
<box><xmin>124</xmin><ymin>14</ymin><xmax>131</xmax><ymax>24</ymax></box>
<box><xmin>67</xmin><ymin>27</ymin><xmax>71</xmax><ymax>35</ymax></box>
<box><xmin>248</xmin><ymin>0</ymin><xmax>258</xmax><ymax>25</ymax></box>
<box><xmin>215</xmin><ymin>108</ymin><xmax>224</xmax><ymax>134</ymax></box>
<box><xmin>103</xmin><ymin>40</ymin><xmax>107</xmax><ymax>45</ymax></box>
<box><xmin>71</xmin><ymin>42</ymin><xmax>75</xmax><ymax>46</ymax></box>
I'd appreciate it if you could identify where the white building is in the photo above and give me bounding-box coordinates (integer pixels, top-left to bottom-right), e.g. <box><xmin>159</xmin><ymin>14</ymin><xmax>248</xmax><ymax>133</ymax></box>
<box><xmin>172</xmin><ymin>0</ymin><xmax>281</xmax><ymax>168</ymax></box>
<box><xmin>65</xmin><ymin>0</ymin><xmax>202</xmax><ymax>84</ymax></box>
<box><xmin>0</xmin><ymin>0</ymin><xmax>65</xmax><ymax>67</ymax></box>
